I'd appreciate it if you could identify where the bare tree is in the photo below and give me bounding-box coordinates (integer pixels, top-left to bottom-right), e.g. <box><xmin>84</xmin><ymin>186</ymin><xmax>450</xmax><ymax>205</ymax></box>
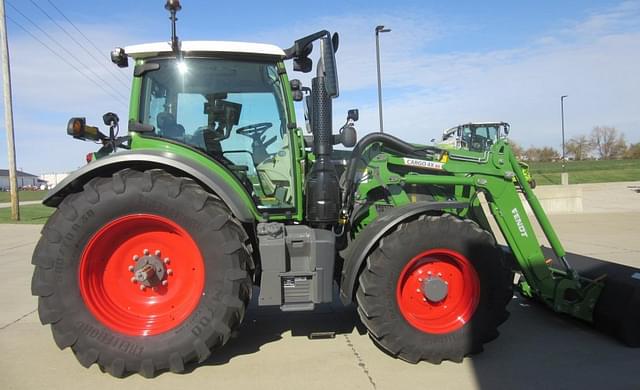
<box><xmin>624</xmin><ymin>142</ymin><xmax>640</xmax><ymax>159</ymax></box>
<box><xmin>565</xmin><ymin>135</ymin><xmax>592</xmax><ymax>160</ymax></box>
<box><xmin>524</xmin><ymin>146</ymin><xmax>560</xmax><ymax>162</ymax></box>
<box><xmin>509</xmin><ymin>140</ymin><xmax>525</xmax><ymax>159</ymax></box>
<box><xmin>590</xmin><ymin>126</ymin><xmax>627</xmax><ymax>160</ymax></box>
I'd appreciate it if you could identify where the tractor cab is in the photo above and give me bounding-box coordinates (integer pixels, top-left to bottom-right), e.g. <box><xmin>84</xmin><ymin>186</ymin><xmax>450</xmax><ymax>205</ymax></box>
<box><xmin>125</xmin><ymin>42</ymin><xmax>296</xmax><ymax>209</ymax></box>
<box><xmin>439</xmin><ymin>122</ymin><xmax>510</xmax><ymax>153</ymax></box>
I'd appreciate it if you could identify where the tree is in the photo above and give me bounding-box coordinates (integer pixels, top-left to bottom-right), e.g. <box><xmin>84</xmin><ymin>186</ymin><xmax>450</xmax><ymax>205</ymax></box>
<box><xmin>590</xmin><ymin>126</ymin><xmax>627</xmax><ymax>160</ymax></box>
<box><xmin>538</xmin><ymin>146</ymin><xmax>560</xmax><ymax>161</ymax></box>
<box><xmin>565</xmin><ymin>135</ymin><xmax>592</xmax><ymax>160</ymax></box>
<box><xmin>524</xmin><ymin>146</ymin><xmax>560</xmax><ymax>162</ymax></box>
<box><xmin>509</xmin><ymin>140</ymin><xmax>525</xmax><ymax>159</ymax></box>
<box><xmin>624</xmin><ymin>142</ymin><xmax>640</xmax><ymax>159</ymax></box>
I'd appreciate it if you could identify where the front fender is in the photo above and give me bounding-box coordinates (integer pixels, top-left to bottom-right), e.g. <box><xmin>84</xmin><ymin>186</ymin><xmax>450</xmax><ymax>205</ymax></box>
<box><xmin>339</xmin><ymin>201</ymin><xmax>466</xmax><ymax>304</ymax></box>
<box><xmin>43</xmin><ymin>150</ymin><xmax>258</xmax><ymax>222</ymax></box>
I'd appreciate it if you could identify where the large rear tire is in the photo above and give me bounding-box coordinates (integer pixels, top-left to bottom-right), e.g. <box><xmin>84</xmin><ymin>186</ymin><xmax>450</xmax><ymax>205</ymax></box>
<box><xmin>356</xmin><ymin>214</ymin><xmax>513</xmax><ymax>363</ymax></box>
<box><xmin>31</xmin><ymin>169</ymin><xmax>252</xmax><ymax>377</ymax></box>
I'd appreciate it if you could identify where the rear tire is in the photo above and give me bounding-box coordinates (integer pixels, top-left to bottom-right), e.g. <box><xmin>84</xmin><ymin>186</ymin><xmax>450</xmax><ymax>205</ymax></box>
<box><xmin>31</xmin><ymin>169</ymin><xmax>252</xmax><ymax>377</ymax></box>
<box><xmin>356</xmin><ymin>214</ymin><xmax>513</xmax><ymax>363</ymax></box>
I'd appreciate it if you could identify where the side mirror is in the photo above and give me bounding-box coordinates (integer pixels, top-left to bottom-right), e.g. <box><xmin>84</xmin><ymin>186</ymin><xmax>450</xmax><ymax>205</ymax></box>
<box><xmin>347</xmin><ymin>109</ymin><xmax>359</xmax><ymax>122</ymax></box>
<box><xmin>320</xmin><ymin>35</ymin><xmax>339</xmax><ymax>98</ymax></box>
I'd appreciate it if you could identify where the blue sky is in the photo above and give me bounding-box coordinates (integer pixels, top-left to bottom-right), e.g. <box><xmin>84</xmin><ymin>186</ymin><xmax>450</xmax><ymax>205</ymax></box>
<box><xmin>1</xmin><ymin>0</ymin><xmax>639</xmax><ymax>174</ymax></box>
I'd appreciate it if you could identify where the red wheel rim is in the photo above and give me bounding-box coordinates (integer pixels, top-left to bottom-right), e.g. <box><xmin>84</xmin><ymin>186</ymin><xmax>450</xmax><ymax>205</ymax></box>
<box><xmin>79</xmin><ymin>214</ymin><xmax>205</xmax><ymax>336</ymax></box>
<box><xmin>396</xmin><ymin>248</ymin><xmax>480</xmax><ymax>334</ymax></box>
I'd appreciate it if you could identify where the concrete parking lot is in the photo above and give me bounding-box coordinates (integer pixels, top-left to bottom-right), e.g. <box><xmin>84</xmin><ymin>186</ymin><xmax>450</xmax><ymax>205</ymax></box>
<box><xmin>1</xmin><ymin>194</ymin><xmax>640</xmax><ymax>389</ymax></box>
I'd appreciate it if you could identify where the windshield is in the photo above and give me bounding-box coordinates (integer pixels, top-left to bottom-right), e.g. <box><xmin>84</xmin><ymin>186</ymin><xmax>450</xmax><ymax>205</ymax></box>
<box><xmin>460</xmin><ymin>125</ymin><xmax>500</xmax><ymax>152</ymax></box>
<box><xmin>139</xmin><ymin>58</ymin><xmax>294</xmax><ymax>209</ymax></box>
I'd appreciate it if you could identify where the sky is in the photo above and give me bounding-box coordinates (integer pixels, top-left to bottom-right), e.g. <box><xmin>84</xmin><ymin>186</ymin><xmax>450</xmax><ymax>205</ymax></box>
<box><xmin>0</xmin><ymin>0</ymin><xmax>639</xmax><ymax>174</ymax></box>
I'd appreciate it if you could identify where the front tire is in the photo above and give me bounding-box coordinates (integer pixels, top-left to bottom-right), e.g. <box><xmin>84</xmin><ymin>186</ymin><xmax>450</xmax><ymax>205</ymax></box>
<box><xmin>31</xmin><ymin>169</ymin><xmax>252</xmax><ymax>377</ymax></box>
<box><xmin>356</xmin><ymin>214</ymin><xmax>513</xmax><ymax>363</ymax></box>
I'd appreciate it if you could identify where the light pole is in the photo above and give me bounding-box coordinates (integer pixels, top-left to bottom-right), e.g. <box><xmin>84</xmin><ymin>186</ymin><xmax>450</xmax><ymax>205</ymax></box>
<box><xmin>375</xmin><ymin>25</ymin><xmax>391</xmax><ymax>133</ymax></box>
<box><xmin>561</xmin><ymin>95</ymin><xmax>568</xmax><ymax>170</ymax></box>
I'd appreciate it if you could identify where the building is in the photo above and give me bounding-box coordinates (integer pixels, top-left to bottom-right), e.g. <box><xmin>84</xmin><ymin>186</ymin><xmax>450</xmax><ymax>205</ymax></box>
<box><xmin>39</xmin><ymin>172</ymin><xmax>70</xmax><ymax>189</ymax></box>
<box><xmin>0</xmin><ymin>169</ymin><xmax>44</xmax><ymax>190</ymax></box>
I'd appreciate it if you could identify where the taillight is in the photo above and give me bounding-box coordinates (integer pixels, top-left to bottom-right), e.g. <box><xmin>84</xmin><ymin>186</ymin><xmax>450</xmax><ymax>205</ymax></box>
<box><xmin>86</xmin><ymin>153</ymin><xmax>94</xmax><ymax>164</ymax></box>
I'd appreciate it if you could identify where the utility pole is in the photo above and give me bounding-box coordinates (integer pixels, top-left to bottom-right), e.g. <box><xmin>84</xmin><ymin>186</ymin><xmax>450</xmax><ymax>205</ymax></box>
<box><xmin>0</xmin><ymin>0</ymin><xmax>19</xmax><ymax>220</ymax></box>
<box><xmin>375</xmin><ymin>25</ymin><xmax>390</xmax><ymax>133</ymax></box>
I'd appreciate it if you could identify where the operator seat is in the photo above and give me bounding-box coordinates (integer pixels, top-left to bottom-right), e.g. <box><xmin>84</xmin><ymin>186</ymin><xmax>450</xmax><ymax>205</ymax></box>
<box><xmin>156</xmin><ymin>112</ymin><xmax>185</xmax><ymax>141</ymax></box>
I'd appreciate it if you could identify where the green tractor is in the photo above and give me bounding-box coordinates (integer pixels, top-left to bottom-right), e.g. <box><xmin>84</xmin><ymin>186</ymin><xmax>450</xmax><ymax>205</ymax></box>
<box><xmin>437</xmin><ymin>121</ymin><xmax>536</xmax><ymax>188</ymax></box>
<box><xmin>32</xmin><ymin>2</ymin><xmax>638</xmax><ymax>378</ymax></box>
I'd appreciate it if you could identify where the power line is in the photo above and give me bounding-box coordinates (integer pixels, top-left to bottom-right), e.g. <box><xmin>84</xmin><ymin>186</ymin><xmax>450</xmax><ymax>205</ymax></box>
<box><xmin>6</xmin><ymin>14</ymin><xmax>128</xmax><ymax>109</ymax></box>
<box><xmin>47</xmin><ymin>0</ymin><xmax>129</xmax><ymax>83</ymax></box>
<box><xmin>6</xmin><ymin>1</ymin><xmax>129</xmax><ymax>103</ymax></box>
<box><xmin>30</xmin><ymin>0</ymin><xmax>130</xmax><ymax>88</ymax></box>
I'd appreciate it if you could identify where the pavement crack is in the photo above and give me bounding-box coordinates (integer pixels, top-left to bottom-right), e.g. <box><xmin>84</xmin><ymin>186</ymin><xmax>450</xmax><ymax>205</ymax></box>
<box><xmin>0</xmin><ymin>309</ymin><xmax>37</xmax><ymax>330</ymax></box>
<box><xmin>343</xmin><ymin>334</ymin><xmax>376</xmax><ymax>389</ymax></box>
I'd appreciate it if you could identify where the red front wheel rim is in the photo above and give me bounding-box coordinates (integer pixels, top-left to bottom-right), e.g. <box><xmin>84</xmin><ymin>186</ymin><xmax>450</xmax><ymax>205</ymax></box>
<box><xmin>396</xmin><ymin>248</ymin><xmax>480</xmax><ymax>334</ymax></box>
<box><xmin>78</xmin><ymin>214</ymin><xmax>205</xmax><ymax>336</ymax></box>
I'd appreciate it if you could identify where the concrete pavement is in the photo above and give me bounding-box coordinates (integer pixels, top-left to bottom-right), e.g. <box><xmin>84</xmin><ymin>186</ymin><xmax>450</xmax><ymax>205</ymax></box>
<box><xmin>1</xmin><ymin>212</ymin><xmax>640</xmax><ymax>390</ymax></box>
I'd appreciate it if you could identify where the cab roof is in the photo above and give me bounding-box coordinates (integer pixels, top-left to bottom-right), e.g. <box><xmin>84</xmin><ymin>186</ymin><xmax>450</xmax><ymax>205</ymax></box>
<box><xmin>124</xmin><ymin>41</ymin><xmax>286</xmax><ymax>59</ymax></box>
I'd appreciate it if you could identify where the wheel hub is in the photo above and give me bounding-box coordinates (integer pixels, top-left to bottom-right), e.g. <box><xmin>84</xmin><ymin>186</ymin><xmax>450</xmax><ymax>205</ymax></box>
<box><xmin>396</xmin><ymin>248</ymin><xmax>480</xmax><ymax>334</ymax></box>
<box><xmin>132</xmin><ymin>251</ymin><xmax>167</xmax><ymax>287</ymax></box>
<box><xmin>422</xmin><ymin>276</ymin><xmax>448</xmax><ymax>303</ymax></box>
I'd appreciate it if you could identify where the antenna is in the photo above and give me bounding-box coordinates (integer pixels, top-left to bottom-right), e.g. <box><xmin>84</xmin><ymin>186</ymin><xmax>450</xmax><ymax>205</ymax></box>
<box><xmin>165</xmin><ymin>0</ymin><xmax>182</xmax><ymax>59</ymax></box>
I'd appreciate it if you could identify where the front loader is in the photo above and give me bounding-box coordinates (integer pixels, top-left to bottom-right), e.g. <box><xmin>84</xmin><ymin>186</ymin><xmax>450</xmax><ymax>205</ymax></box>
<box><xmin>31</xmin><ymin>1</ymin><xmax>639</xmax><ymax>378</ymax></box>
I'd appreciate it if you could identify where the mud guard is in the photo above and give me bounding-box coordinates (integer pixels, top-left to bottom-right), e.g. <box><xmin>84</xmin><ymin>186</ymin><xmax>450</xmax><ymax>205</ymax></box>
<box><xmin>339</xmin><ymin>201</ymin><xmax>466</xmax><ymax>304</ymax></box>
<box><xmin>43</xmin><ymin>150</ymin><xmax>256</xmax><ymax>222</ymax></box>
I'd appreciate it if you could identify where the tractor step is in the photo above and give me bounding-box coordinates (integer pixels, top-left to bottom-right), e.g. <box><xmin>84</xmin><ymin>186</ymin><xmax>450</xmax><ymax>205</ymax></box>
<box><xmin>541</xmin><ymin>247</ymin><xmax>640</xmax><ymax>347</ymax></box>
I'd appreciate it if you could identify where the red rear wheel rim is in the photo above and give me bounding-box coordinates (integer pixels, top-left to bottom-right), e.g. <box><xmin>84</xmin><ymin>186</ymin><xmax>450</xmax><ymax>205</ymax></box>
<box><xmin>78</xmin><ymin>214</ymin><xmax>205</xmax><ymax>336</ymax></box>
<box><xmin>396</xmin><ymin>248</ymin><xmax>480</xmax><ymax>334</ymax></box>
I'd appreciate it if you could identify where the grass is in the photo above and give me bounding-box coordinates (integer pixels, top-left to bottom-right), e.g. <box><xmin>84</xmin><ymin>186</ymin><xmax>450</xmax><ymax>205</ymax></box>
<box><xmin>0</xmin><ymin>204</ymin><xmax>54</xmax><ymax>224</ymax></box>
<box><xmin>529</xmin><ymin>159</ymin><xmax>640</xmax><ymax>185</ymax></box>
<box><xmin>0</xmin><ymin>190</ymin><xmax>47</xmax><ymax>202</ymax></box>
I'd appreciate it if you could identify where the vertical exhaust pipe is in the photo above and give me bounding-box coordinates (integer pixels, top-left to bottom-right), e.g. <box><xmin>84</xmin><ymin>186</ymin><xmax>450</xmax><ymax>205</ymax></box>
<box><xmin>306</xmin><ymin>36</ymin><xmax>340</xmax><ymax>227</ymax></box>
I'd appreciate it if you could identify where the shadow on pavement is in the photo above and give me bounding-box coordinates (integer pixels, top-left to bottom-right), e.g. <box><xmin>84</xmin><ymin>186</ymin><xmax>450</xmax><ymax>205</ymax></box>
<box><xmin>187</xmin><ymin>287</ymin><xmax>365</xmax><ymax>372</ymax></box>
<box><xmin>472</xmin><ymin>249</ymin><xmax>640</xmax><ymax>390</ymax></box>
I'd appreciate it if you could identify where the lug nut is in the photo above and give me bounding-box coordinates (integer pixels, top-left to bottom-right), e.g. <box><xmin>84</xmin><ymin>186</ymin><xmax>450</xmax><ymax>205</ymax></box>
<box><xmin>155</xmin><ymin>249</ymin><xmax>161</xmax><ymax>256</ymax></box>
<box><xmin>128</xmin><ymin>265</ymin><xmax>134</xmax><ymax>272</ymax></box>
<box><xmin>162</xmin><ymin>280</ymin><xmax>168</xmax><ymax>286</ymax></box>
<box><xmin>133</xmin><ymin>255</ymin><xmax>139</xmax><ymax>261</ymax></box>
<box><xmin>167</xmin><ymin>269</ymin><xmax>173</xmax><ymax>275</ymax></box>
<box><xmin>143</xmin><ymin>249</ymin><xmax>149</xmax><ymax>255</ymax></box>
<box><xmin>139</xmin><ymin>285</ymin><xmax>146</xmax><ymax>291</ymax></box>
<box><xmin>130</xmin><ymin>277</ymin><xmax>137</xmax><ymax>283</ymax></box>
<box><xmin>164</xmin><ymin>257</ymin><xmax>170</xmax><ymax>265</ymax></box>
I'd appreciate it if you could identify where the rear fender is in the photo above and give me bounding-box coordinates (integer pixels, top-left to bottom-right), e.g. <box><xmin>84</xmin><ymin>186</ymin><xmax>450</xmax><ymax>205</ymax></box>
<box><xmin>43</xmin><ymin>150</ymin><xmax>257</xmax><ymax>222</ymax></box>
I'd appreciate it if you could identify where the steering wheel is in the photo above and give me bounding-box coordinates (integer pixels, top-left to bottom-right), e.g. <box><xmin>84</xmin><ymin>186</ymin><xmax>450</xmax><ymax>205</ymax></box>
<box><xmin>236</xmin><ymin>122</ymin><xmax>273</xmax><ymax>139</ymax></box>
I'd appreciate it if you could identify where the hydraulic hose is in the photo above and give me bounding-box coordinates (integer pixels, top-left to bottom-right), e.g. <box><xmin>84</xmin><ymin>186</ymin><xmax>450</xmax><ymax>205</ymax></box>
<box><xmin>340</xmin><ymin>132</ymin><xmax>442</xmax><ymax>216</ymax></box>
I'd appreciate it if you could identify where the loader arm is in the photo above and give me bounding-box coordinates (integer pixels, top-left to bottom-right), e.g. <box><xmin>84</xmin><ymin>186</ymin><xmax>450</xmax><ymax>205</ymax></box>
<box><xmin>350</xmin><ymin>138</ymin><xmax>604</xmax><ymax>323</ymax></box>
<box><xmin>478</xmin><ymin>147</ymin><xmax>604</xmax><ymax>321</ymax></box>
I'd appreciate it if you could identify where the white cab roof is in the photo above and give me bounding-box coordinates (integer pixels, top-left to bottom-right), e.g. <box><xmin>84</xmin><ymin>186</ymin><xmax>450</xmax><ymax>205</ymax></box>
<box><xmin>124</xmin><ymin>41</ymin><xmax>285</xmax><ymax>59</ymax></box>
